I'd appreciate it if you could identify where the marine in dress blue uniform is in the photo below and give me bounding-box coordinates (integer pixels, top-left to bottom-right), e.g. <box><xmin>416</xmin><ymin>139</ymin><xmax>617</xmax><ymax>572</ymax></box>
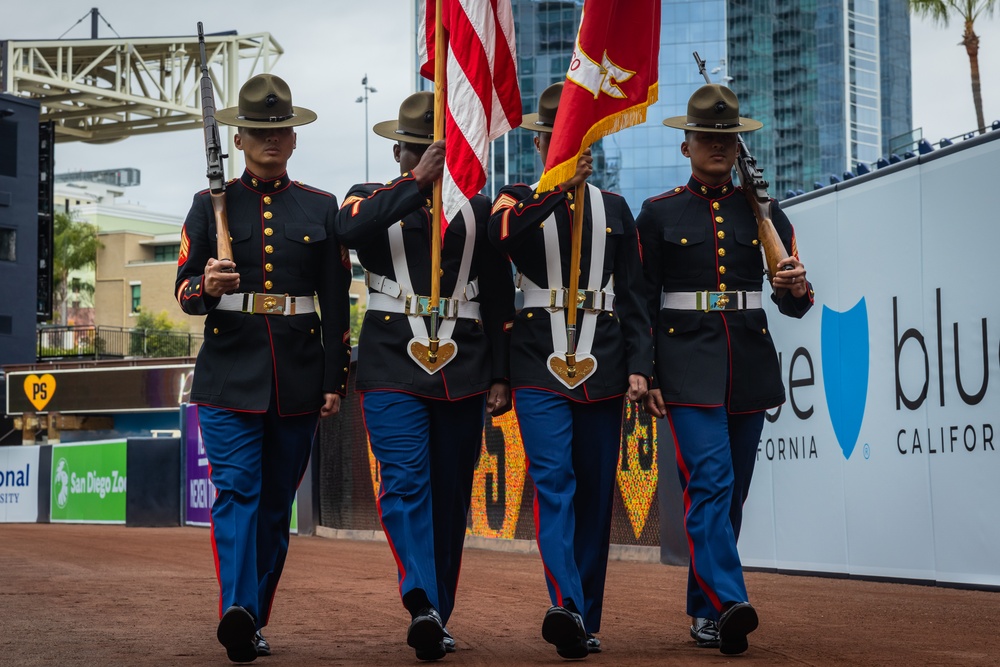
<box><xmin>334</xmin><ymin>92</ymin><xmax>514</xmax><ymax>661</ymax></box>
<box><xmin>489</xmin><ymin>83</ymin><xmax>653</xmax><ymax>659</ymax></box>
<box><xmin>636</xmin><ymin>84</ymin><xmax>814</xmax><ymax>656</ymax></box>
<box><xmin>174</xmin><ymin>74</ymin><xmax>351</xmax><ymax>663</ymax></box>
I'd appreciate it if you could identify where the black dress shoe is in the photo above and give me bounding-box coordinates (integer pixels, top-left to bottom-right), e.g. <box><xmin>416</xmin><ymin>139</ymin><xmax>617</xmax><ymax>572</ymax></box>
<box><xmin>586</xmin><ymin>634</ymin><xmax>602</xmax><ymax>653</ymax></box>
<box><xmin>217</xmin><ymin>605</ymin><xmax>258</xmax><ymax>663</ymax></box>
<box><xmin>254</xmin><ymin>631</ymin><xmax>271</xmax><ymax>657</ymax></box>
<box><xmin>442</xmin><ymin>628</ymin><xmax>456</xmax><ymax>653</ymax></box>
<box><xmin>689</xmin><ymin>617</ymin><xmax>720</xmax><ymax>648</ymax></box>
<box><xmin>718</xmin><ymin>602</ymin><xmax>759</xmax><ymax>655</ymax></box>
<box><xmin>541</xmin><ymin>606</ymin><xmax>589</xmax><ymax>660</ymax></box>
<box><xmin>407</xmin><ymin>607</ymin><xmax>446</xmax><ymax>661</ymax></box>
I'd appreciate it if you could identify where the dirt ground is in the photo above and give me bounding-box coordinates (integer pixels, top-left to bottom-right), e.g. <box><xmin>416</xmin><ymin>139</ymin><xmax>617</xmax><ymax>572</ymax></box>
<box><xmin>1</xmin><ymin>524</ymin><xmax>998</xmax><ymax>666</ymax></box>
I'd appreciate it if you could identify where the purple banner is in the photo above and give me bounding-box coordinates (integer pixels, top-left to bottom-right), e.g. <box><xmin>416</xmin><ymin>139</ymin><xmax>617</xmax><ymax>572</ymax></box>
<box><xmin>183</xmin><ymin>404</ymin><xmax>215</xmax><ymax>526</ymax></box>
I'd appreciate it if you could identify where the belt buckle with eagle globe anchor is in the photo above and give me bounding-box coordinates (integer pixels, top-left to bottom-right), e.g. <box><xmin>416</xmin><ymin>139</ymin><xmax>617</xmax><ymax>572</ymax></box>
<box><xmin>260</xmin><ymin>294</ymin><xmax>284</xmax><ymax>314</ymax></box>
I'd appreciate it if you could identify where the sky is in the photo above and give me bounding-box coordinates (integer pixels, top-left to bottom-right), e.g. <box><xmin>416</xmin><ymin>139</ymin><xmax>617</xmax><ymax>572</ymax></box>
<box><xmin>3</xmin><ymin>1</ymin><xmax>999</xmax><ymax>220</ymax></box>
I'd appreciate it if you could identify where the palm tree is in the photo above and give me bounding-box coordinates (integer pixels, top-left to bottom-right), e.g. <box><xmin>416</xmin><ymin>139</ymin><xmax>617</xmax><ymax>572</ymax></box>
<box><xmin>909</xmin><ymin>0</ymin><xmax>999</xmax><ymax>135</ymax></box>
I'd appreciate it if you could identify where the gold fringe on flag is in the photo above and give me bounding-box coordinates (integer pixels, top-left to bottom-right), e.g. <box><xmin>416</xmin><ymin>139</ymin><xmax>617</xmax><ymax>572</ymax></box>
<box><xmin>537</xmin><ymin>83</ymin><xmax>658</xmax><ymax>192</ymax></box>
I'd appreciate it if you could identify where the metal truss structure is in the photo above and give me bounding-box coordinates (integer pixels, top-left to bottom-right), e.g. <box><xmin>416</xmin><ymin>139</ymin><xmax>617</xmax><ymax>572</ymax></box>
<box><xmin>0</xmin><ymin>31</ymin><xmax>282</xmax><ymax>150</ymax></box>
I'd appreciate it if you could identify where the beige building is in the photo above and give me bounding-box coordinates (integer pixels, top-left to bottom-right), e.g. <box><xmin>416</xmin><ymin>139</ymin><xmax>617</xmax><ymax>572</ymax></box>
<box><xmin>95</xmin><ymin>230</ymin><xmax>197</xmax><ymax>330</ymax></box>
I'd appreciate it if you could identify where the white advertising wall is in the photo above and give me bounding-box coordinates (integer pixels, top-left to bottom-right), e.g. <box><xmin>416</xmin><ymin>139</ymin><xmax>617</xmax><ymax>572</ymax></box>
<box><xmin>0</xmin><ymin>446</ymin><xmax>40</xmax><ymax>523</ymax></box>
<box><xmin>739</xmin><ymin>133</ymin><xmax>1000</xmax><ymax>586</ymax></box>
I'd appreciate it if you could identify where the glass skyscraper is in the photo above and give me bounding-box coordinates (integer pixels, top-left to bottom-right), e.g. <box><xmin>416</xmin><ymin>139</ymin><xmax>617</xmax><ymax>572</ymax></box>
<box><xmin>414</xmin><ymin>0</ymin><xmax>911</xmax><ymax>208</ymax></box>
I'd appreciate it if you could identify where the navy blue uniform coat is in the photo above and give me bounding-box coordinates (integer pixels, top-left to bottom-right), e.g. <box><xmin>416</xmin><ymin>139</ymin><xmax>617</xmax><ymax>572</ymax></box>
<box><xmin>335</xmin><ymin>173</ymin><xmax>514</xmax><ymax>398</ymax></box>
<box><xmin>175</xmin><ymin>170</ymin><xmax>352</xmax><ymax>413</ymax></box>
<box><xmin>636</xmin><ymin>176</ymin><xmax>813</xmax><ymax>413</ymax></box>
<box><xmin>489</xmin><ymin>183</ymin><xmax>652</xmax><ymax>400</ymax></box>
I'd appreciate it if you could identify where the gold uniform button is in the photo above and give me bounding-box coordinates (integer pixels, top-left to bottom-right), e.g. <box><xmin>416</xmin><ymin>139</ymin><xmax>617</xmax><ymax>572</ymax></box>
<box><xmin>311</xmin><ymin>329</ymin><xmax>316</xmax><ymax>335</ymax></box>
<box><xmin>674</xmin><ymin>187</ymin><xmax>682</xmax><ymax>193</ymax></box>
<box><xmin>265</xmin><ymin>245</ymin><xmax>274</xmax><ymax>254</ymax></box>
<box><xmin>719</xmin><ymin>282</ymin><xmax>727</xmax><ymax>291</ymax></box>
<box><xmin>213</xmin><ymin>327</ymin><xmax>219</xmax><ymax>334</ymax></box>
<box><xmin>518</xmin><ymin>203</ymin><xmax>524</xmax><ymax>208</ymax></box>
<box><xmin>343</xmin><ymin>366</ymin><xmax>348</xmax><ymax>372</ymax></box>
<box><xmin>712</xmin><ymin>202</ymin><xmax>720</xmax><ymax>210</ymax></box>
<box><xmin>717</xmin><ymin>231</ymin><xmax>725</xmax><ymax>239</ymax></box>
<box><xmin>606</xmin><ymin>227</ymin><xmax>612</xmax><ymax>234</ymax></box>
<box><xmin>700</xmin><ymin>186</ymin><xmax>708</xmax><ymax>194</ymax></box>
<box><xmin>264</xmin><ymin>227</ymin><xmax>274</xmax><ymax>236</ymax></box>
<box><xmin>274</xmin><ymin>180</ymin><xmax>282</xmax><ymax>188</ymax></box>
<box><xmin>718</xmin><ymin>248</ymin><xmax>726</xmax><ymax>257</ymax></box>
<box><xmin>762</xmin><ymin>328</ymin><xmax>767</xmax><ymax>334</ymax></box>
<box><xmin>715</xmin><ymin>216</ymin><xmax>724</xmax><ymax>223</ymax></box>
<box><xmin>722</xmin><ymin>186</ymin><xmax>728</xmax><ymax>193</ymax></box>
<box><xmin>303</xmin><ymin>235</ymin><xmax>311</xmax><ymax>242</ymax></box>
<box><xmin>400</xmin><ymin>221</ymin><xmax>405</xmax><ymax>227</ymax></box>
<box><xmin>526</xmin><ymin>312</ymin><xmax>534</xmax><ymax>318</ymax></box>
<box><xmin>752</xmin><ymin>239</ymin><xmax>759</xmax><ymax>246</ymax></box>
<box><xmin>532</xmin><ymin>193</ymin><xmax>540</xmax><ymax>199</ymax></box>
<box><xmin>251</xmin><ymin>178</ymin><xmax>259</xmax><ymax>186</ymax></box>
<box><xmin>263</xmin><ymin>196</ymin><xmax>272</xmax><ymax>205</ymax></box>
<box><xmin>384</xmin><ymin>315</ymin><xmax>391</xmax><ymax>321</ymax></box>
<box><xmin>570</xmin><ymin>203</ymin><xmax>575</xmax><ymax>211</ymax></box>
<box><xmin>719</xmin><ymin>265</ymin><xmax>726</xmax><ymax>274</ymax></box>
<box><xmin>680</xmin><ymin>238</ymin><xmax>688</xmax><ymax>245</ymax></box>
<box><xmin>539</xmin><ymin>222</ymin><xmax>545</xmax><ymax>229</ymax></box>
<box><xmin>668</xmin><ymin>327</ymin><xmax>675</xmax><ymax>334</ymax></box>
<box><xmin>264</xmin><ymin>280</ymin><xmax>273</xmax><ymax>289</ymax></box>
<box><xmin>265</xmin><ymin>263</ymin><xmax>273</xmax><ymax>272</ymax></box>
<box><xmin>264</xmin><ymin>211</ymin><xmax>273</xmax><ymax>220</ymax></box>
<box><xmin>567</xmin><ymin>191</ymin><xmax>574</xmax><ymax>200</ymax></box>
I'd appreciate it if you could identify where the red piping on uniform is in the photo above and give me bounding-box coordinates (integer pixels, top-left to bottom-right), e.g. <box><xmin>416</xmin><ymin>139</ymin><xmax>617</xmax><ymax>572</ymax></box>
<box><xmin>360</xmin><ymin>393</ymin><xmax>408</xmax><ymax>602</ymax></box>
<box><xmin>513</xmin><ymin>396</ymin><xmax>564</xmax><ymax>607</ymax></box>
<box><xmin>198</xmin><ymin>414</ymin><xmax>224</xmax><ymax>619</ymax></box>
<box><xmin>667</xmin><ymin>412</ymin><xmax>724</xmax><ymax>613</ymax></box>
<box><xmin>720</xmin><ymin>313</ymin><xmax>734</xmax><ymax>409</ymax></box>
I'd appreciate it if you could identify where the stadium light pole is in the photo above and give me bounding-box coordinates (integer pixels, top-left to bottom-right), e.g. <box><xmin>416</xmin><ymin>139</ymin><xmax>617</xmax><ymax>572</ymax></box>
<box><xmin>356</xmin><ymin>74</ymin><xmax>377</xmax><ymax>182</ymax></box>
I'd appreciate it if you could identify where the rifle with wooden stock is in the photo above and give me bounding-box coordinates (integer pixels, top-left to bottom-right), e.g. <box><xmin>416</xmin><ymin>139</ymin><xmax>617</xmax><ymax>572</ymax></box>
<box><xmin>198</xmin><ymin>22</ymin><xmax>233</xmax><ymax>266</ymax></box>
<box><xmin>693</xmin><ymin>52</ymin><xmax>793</xmax><ymax>285</ymax></box>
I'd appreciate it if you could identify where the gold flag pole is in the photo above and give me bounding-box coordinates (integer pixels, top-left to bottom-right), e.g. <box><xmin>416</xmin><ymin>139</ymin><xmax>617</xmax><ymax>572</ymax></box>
<box><xmin>428</xmin><ymin>0</ymin><xmax>446</xmax><ymax>363</ymax></box>
<box><xmin>564</xmin><ymin>180</ymin><xmax>586</xmax><ymax>376</ymax></box>
<box><xmin>407</xmin><ymin>0</ymin><xmax>457</xmax><ymax>374</ymax></box>
<box><xmin>545</xmin><ymin>149</ymin><xmax>596</xmax><ymax>387</ymax></box>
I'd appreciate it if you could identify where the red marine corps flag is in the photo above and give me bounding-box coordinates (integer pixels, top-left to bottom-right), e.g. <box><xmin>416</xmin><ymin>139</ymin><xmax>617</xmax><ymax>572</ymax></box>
<box><xmin>417</xmin><ymin>0</ymin><xmax>522</xmax><ymax>231</ymax></box>
<box><xmin>537</xmin><ymin>0</ymin><xmax>660</xmax><ymax>191</ymax></box>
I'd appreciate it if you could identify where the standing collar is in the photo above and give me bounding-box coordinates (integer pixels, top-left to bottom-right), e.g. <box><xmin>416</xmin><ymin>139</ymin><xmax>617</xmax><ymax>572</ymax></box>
<box><xmin>240</xmin><ymin>170</ymin><xmax>291</xmax><ymax>193</ymax></box>
<box><xmin>687</xmin><ymin>175</ymin><xmax>735</xmax><ymax>200</ymax></box>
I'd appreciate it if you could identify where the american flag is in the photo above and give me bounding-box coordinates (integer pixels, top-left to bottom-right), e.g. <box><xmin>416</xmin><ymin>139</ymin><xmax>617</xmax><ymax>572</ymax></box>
<box><xmin>417</xmin><ymin>0</ymin><xmax>522</xmax><ymax>230</ymax></box>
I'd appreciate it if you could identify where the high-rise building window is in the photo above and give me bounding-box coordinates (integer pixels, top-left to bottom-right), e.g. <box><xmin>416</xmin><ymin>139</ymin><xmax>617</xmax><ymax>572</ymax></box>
<box><xmin>0</xmin><ymin>228</ymin><xmax>15</xmax><ymax>261</ymax></box>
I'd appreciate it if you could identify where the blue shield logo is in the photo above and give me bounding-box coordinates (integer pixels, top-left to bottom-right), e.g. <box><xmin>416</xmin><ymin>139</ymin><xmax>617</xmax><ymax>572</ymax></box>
<box><xmin>821</xmin><ymin>299</ymin><xmax>869</xmax><ymax>460</ymax></box>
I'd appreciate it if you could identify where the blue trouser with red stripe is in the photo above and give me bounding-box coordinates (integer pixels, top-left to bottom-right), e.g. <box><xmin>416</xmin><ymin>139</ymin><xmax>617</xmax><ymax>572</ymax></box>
<box><xmin>666</xmin><ymin>405</ymin><xmax>764</xmax><ymax>621</ymax></box>
<box><xmin>198</xmin><ymin>400</ymin><xmax>317</xmax><ymax>629</ymax></box>
<box><xmin>514</xmin><ymin>389</ymin><xmax>623</xmax><ymax>634</ymax></box>
<box><xmin>362</xmin><ymin>391</ymin><xmax>486</xmax><ymax>625</ymax></box>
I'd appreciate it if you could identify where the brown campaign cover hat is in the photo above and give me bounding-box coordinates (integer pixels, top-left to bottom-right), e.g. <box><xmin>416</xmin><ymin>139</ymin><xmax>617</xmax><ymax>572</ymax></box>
<box><xmin>215</xmin><ymin>73</ymin><xmax>317</xmax><ymax>128</ymax></box>
<box><xmin>373</xmin><ymin>92</ymin><xmax>435</xmax><ymax>144</ymax></box>
<box><xmin>520</xmin><ymin>82</ymin><xmax>562</xmax><ymax>133</ymax></box>
<box><xmin>663</xmin><ymin>83</ymin><xmax>762</xmax><ymax>133</ymax></box>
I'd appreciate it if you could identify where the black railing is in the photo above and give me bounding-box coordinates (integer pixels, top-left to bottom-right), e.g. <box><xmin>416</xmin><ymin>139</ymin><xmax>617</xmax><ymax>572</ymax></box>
<box><xmin>36</xmin><ymin>325</ymin><xmax>203</xmax><ymax>361</ymax></box>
